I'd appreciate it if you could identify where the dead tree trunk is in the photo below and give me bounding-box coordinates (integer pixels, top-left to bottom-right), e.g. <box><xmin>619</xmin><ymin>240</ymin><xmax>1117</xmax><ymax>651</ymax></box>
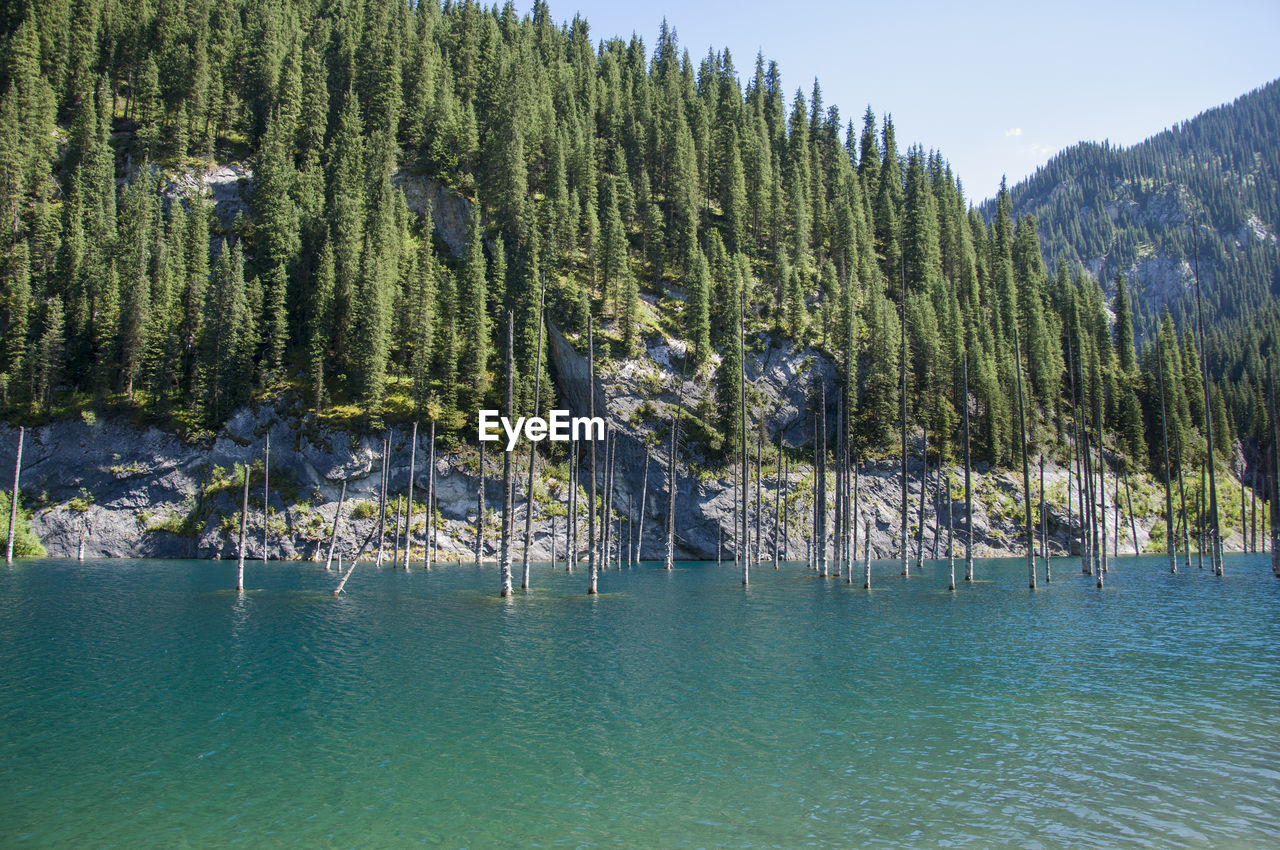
<box><xmin>1192</xmin><ymin>230</ymin><xmax>1223</xmax><ymax>575</ymax></box>
<box><xmin>236</xmin><ymin>463</ymin><xmax>250</xmax><ymax>591</ymax></box>
<box><xmin>1156</xmin><ymin>340</ymin><xmax>1176</xmax><ymax>572</ymax></box>
<box><xmin>476</xmin><ymin>439</ymin><xmax>486</xmax><ymax>565</ymax></box>
<box><xmin>1124</xmin><ymin>468</ymin><xmax>1139</xmax><ymax>556</ymax></box>
<box><xmin>6</xmin><ymin>426</ymin><xmax>23</xmax><ymax>566</ymax></box>
<box><xmin>636</xmin><ymin>451</ymin><xmax>649</xmax><ymax>565</ymax></box>
<box><xmin>900</xmin><ymin>270</ymin><xmax>909</xmax><ymax>578</ymax></box>
<box><xmin>962</xmin><ymin>354</ymin><xmax>973</xmax><ymax>582</ymax></box>
<box><xmin>375</xmin><ymin>433</ymin><xmax>389</xmax><ymax>567</ymax></box>
<box><xmin>391</xmin><ymin>497</ymin><xmax>401</xmax><ymax>566</ymax></box>
<box><xmin>262</xmin><ymin>432</ymin><xmax>270</xmax><ymax>562</ymax></box>
<box><xmin>1096</xmin><ymin>390</ymin><xmax>1108</xmax><ymax>577</ymax></box>
<box><xmin>521</xmin><ymin>273</ymin><xmax>547</xmax><ymax>590</ymax></box>
<box><xmin>665</xmin><ymin>365</ymin><xmax>686</xmax><ymax>572</ymax></box>
<box><xmin>500</xmin><ymin>313</ymin><xmax>515</xmax><ymax>598</ymax></box>
<box><xmin>325</xmin><ymin>480</ymin><xmax>347</xmax><ymax>571</ymax></box>
<box><xmin>774</xmin><ymin>432</ymin><xmax>783</xmax><ymax>569</ymax></box>
<box><xmin>755</xmin><ymin>419</ymin><xmax>763</xmax><ymax>570</ymax></box>
<box><xmin>588</xmin><ymin>319</ymin><xmax>600</xmax><ymax>594</ymax></box>
<box><xmin>916</xmin><ymin>423</ymin><xmax>927</xmax><ymax>571</ymax></box>
<box><xmin>424</xmin><ymin>421</ymin><xmax>436</xmax><ymax>570</ymax></box>
<box><xmin>404</xmin><ymin>421</ymin><xmax>418</xmax><ymax>570</ymax></box>
<box><xmin>862</xmin><ymin>518</ymin><xmax>872</xmax><ymax>589</ymax></box>
<box><xmin>1014</xmin><ymin>326</ymin><xmax>1036</xmax><ymax>590</ymax></box>
<box><xmin>568</xmin><ymin>437</ymin><xmax>577</xmax><ymax>572</ymax></box>
<box><xmin>1041</xmin><ymin>454</ymin><xmax>1051</xmax><ymax>582</ymax></box>
<box><xmin>740</xmin><ymin>298</ymin><xmax>750</xmax><ymax>585</ymax></box>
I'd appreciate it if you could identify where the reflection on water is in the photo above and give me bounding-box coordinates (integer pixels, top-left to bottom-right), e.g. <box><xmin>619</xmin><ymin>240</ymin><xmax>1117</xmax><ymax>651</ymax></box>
<box><xmin>1</xmin><ymin>555</ymin><xmax>1278</xmax><ymax>846</ymax></box>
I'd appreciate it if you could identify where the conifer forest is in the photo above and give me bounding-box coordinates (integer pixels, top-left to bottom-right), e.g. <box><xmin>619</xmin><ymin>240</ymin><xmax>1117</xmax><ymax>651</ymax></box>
<box><xmin>1</xmin><ymin>0</ymin><xmax>1278</xmax><ymax>570</ymax></box>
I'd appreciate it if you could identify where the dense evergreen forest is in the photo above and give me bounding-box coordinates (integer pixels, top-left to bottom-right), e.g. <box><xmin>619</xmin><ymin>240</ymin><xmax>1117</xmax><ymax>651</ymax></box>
<box><xmin>0</xmin><ymin>0</ymin><xmax>1265</xmax><ymax>487</ymax></box>
<box><xmin>994</xmin><ymin>79</ymin><xmax>1280</xmax><ymax>452</ymax></box>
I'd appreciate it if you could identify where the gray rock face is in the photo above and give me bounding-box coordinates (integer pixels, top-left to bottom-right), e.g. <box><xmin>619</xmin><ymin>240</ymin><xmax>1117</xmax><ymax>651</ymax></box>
<box><xmin>3</xmin><ymin>326</ymin><xmax>1224</xmax><ymax>565</ymax></box>
<box><xmin>391</xmin><ymin>169</ymin><xmax>472</xmax><ymax>257</ymax></box>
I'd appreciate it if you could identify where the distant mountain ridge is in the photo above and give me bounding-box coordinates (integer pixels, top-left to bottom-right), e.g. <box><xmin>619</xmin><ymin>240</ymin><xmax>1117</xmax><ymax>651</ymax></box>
<box><xmin>990</xmin><ymin>79</ymin><xmax>1280</xmax><ymax>336</ymax></box>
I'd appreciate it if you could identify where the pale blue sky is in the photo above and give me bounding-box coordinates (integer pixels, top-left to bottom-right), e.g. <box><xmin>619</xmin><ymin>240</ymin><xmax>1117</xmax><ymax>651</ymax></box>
<box><xmin>555</xmin><ymin>0</ymin><xmax>1280</xmax><ymax>203</ymax></box>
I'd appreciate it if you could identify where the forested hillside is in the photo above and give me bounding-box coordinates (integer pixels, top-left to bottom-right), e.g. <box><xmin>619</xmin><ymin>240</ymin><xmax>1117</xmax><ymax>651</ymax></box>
<box><xmin>994</xmin><ymin>80</ymin><xmax>1280</xmax><ymax>451</ymax></box>
<box><xmin>0</xmin><ymin>0</ymin><xmax>1258</xmax><ymax>487</ymax></box>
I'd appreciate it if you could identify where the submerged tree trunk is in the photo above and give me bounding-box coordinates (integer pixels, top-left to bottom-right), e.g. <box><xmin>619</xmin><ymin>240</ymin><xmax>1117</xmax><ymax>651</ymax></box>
<box><xmin>391</xmin><ymin>496</ymin><xmax>401</xmax><ymax>566</ymax></box>
<box><xmin>636</xmin><ymin>451</ymin><xmax>649</xmax><ymax>565</ymax></box>
<box><xmin>425</xmin><ymin>421</ymin><xmax>436</xmax><ymax>570</ymax></box>
<box><xmin>500</xmin><ymin>314</ymin><xmax>515</xmax><ymax>598</ymax></box>
<box><xmin>522</xmin><ymin>274</ymin><xmax>547</xmax><ymax>590</ymax></box>
<box><xmin>404</xmin><ymin>421</ymin><xmax>418</xmax><ymax>570</ymax></box>
<box><xmin>476</xmin><ymin>439</ymin><xmax>486</xmax><ymax>565</ymax></box>
<box><xmin>236</xmin><ymin>462</ymin><xmax>250</xmax><ymax>591</ymax></box>
<box><xmin>1270</xmin><ymin>370</ymin><xmax>1280</xmax><ymax>576</ymax></box>
<box><xmin>665</xmin><ymin>364</ymin><xmax>686</xmax><ymax>572</ymax></box>
<box><xmin>755</xmin><ymin>419</ymin><xmax>763</xmax><ymax>570</ymax></box>
<box><xmin>947</xmin><ymin>469</ymin><xmax>956</xmax><ymax>591</ymax></box>
<box><xmin>1096</xmin><ymin>388</ymin><xmax>1108</xmax><ymax>578</ymax></box>
<box><xmin>862</xmin><ymin>518</ymin><xmax>872</xmax><ymax>589</ymax></box>
<box><xmin>816</xmin><ymin>379</ymin><xmax>827</xmax><ymax>579</ymax></box>
<box><xmin>1193</xmin><ymin>233</ymin><xmax>1224</xmax><ymax>575</ymax></box>
<box><xmin>775</xmin><ymin>430</ymin><xmax>783</xmax><ymax>570</ymax></box>
<box><xmin>1124</xmin><ymin>468</ymin><xmax>1139</xmax><ymax>556</ymax></box>
<box><xmin>1014</xmin><ymin>326</ymin><xmax>1036</xmax><ymax>590</ymax></box>
<box><xmin>7</xmin><ymin>426</ymin><xmax>23</xmax><ymax>566</ymax></box>
<box><xmin>325</xmin><ymin>479</ymin><xmax>347</xmax><ymax>571</ymax></box>
<box><xmin>962</xmin><ymin>355</ymin><xmax>973</xmax><ymax>582</ymax></box>
<box><xmin>588</xmin><ymin>320</ymin><xmax>600</xmax><ymax>594</ymax></box>
<box><xmin>1156</xmin><ymin>341</ymin><xmax>1176</xmax><ymax>573</ymax></box>
<box><xmin>1040</xmin><ymin>454</ymin><xmax>1050</xmax><ymax>582</ymax></box>
<box><xmin>262</xmin><ymin>432</ymin><xmax>270</xmax><ymax>562</ymax></box>
<box><xmin>916</xmin><ymin>423</ymin><xmax>927</xmax><ymax>571</ymax></box>
<box><xmin>568</xmin><ymin>437</ymin><xmax>577</xmax><ymax>572</ymax></box>
<box><xmin>900</xmin><ymin>275</ymin><xmax>909</xmax><ymax>578</ymax></box>
<box><xmin>374</xmin><ymin>433</ymin><xmax>389</xmax><ymax>567</ymax></box>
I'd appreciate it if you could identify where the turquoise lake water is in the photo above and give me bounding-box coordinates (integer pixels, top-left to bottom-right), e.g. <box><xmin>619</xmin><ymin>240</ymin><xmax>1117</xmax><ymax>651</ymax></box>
<box><xmin>2</xmin><ymin>554</ymin><xmax>1279</xmax><ymax>847</ymax></box>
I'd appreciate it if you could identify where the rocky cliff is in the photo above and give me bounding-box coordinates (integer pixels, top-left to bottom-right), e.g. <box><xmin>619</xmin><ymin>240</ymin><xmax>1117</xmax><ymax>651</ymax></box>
<box><xmin>2</xmin><ymin>324</ymin><xmax>1213</xmax><ymax>566</ymax></box>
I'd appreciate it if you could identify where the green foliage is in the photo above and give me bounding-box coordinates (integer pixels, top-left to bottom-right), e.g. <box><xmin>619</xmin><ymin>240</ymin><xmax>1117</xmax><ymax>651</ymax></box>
<box><xmin>0</xmin><ymin>491</ymin><xmax>46</xmax><ymax>557</ymax></box>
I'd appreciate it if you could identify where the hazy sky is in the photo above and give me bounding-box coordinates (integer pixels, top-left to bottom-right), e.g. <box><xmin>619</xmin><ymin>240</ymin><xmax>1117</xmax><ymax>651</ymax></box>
<box><xmin>555</xmin><ymin>0</ymin><xmax>1279</xmax><ymax>203</ymax></box>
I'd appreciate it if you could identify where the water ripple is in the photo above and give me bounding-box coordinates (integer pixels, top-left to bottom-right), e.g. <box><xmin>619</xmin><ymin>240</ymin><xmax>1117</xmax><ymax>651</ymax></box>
<box><xmin>1</xmin><ymin>555</ymin><xmax>1278</xmax><ymax>846</ymax></box>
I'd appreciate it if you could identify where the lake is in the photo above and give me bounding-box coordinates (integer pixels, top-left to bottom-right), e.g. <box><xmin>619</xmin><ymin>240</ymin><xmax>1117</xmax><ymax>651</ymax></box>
<box><xmin>2</xmin><ymin>554</ymin><xmax>1278</xmax><ymax>847</ymax></box>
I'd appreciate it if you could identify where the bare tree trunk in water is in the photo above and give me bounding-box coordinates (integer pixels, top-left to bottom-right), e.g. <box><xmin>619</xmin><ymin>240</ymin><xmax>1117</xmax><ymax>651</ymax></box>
<box><xmin>404</xmin><ymin>421</ymin><xmax>417</xmax><ymax>570</ymax></box>
<box><xmin>665</xmin><ymin>362</ymin><xmax>686</xmax><ymax>572</ymax></box>
<box><xmin>916</xmin><ymin>423</ymin><xmax>927</xmax><ymax>571</ymax></box>
<box><xmin>568</xmin><ymin>438</ymin><xmax>577</xmax><ymax>572</ymax></box>
<box><xmin>262</xmin><ymin>432</ymin><xmax>270</xmax><ymax>562</ymax></box>
<box><xmin>325</xmin><ymin>480</ymin><xmax>347</xmax><ymax>571</ymax></box>
<box><xmin>375</xmin><ymin>433</ymin><xmax>389</xmax><ymax>567</ymax></box>
<box><xmin>636</xmin><ymin>452</ymin><xmax>649</xmax><ymax>564</ymax></box>
<box><xmin>862</xmin><ymin>518</ymin><xmax>872</xmax><ymax>589</ymax></box>
<box><xmin>588</xmin><ymin>320</ymin><xmax>600</xmax><ymax>594</ymax></box>
<box><xmin>391</xmin><ymin>496</ymin><xmax>401</xmax><ymax>567</ymax></box>
<box><xmin>900</xmin><ymin>259</ymin><xmax>909</xmax><ymax>577</ymax></box>
<box><xmin>476</xmin><ymin>439</ymin><xmax>486</xmax><ymax>565</ymax></box>
<box><xmin>236</xmin><ymin>463</ymin><xmax>250</xmax><ymax>591</ymax></box>
<box><xmin>1040</xmin><ymin>454</ymin><xmax>1051</xmax><ymax>582</ymax></box>
<box><xmin>775</xmin><ymin>430</ymin><xmax>782</xmax><ymax>570</ymax></box>
<box><xmin>1013</xmin><ymin>325</ymin><xmax>1036</xmax><ymax>590</ymax></box>
<box><xmin>500</xmin><ymin>313</ymin><xmax>515</xmax><ymax>598</ymax></box>
<box><xmin>963</xmin><ymin>354</ymin><xmax>974</xmax><ymax>582</ymax></box>
<box><xmin>947</xmin><ymin>468</ymin><xmax>956</xmax><ymax>590</ymax></box>
<box><xmin>522</xmin><ymin>274</ymin><xmax>547</xmax><ymax>590</ymax></box>
<box><xmin>1157</xmin><ymin>342</ymin><xmax>1176</xmax><ymax>573</ymax></box>
<box><xmin>424</xmin><ymin>421</ymin><xmax>436</xmax><ymax>570</ymax></box>
<box><xmin>6</xmin><ymin>426</ymin><xmax>22</xmax><ymax>566</ymax></box>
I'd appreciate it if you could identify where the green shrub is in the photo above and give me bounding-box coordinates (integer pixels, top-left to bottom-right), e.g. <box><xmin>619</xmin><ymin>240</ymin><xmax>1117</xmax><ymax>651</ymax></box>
<box><xmin>0</xmin><ymin>492</ymin><xmax>47</xmax><ymax>558</ymax></box>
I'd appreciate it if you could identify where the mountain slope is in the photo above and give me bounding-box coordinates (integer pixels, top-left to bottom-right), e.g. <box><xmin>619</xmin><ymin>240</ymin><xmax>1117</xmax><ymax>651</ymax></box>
<box><xmin>994</xmin><ymin>79</ymin><xmax>1280</xmax><ymax>335</ymax></box>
